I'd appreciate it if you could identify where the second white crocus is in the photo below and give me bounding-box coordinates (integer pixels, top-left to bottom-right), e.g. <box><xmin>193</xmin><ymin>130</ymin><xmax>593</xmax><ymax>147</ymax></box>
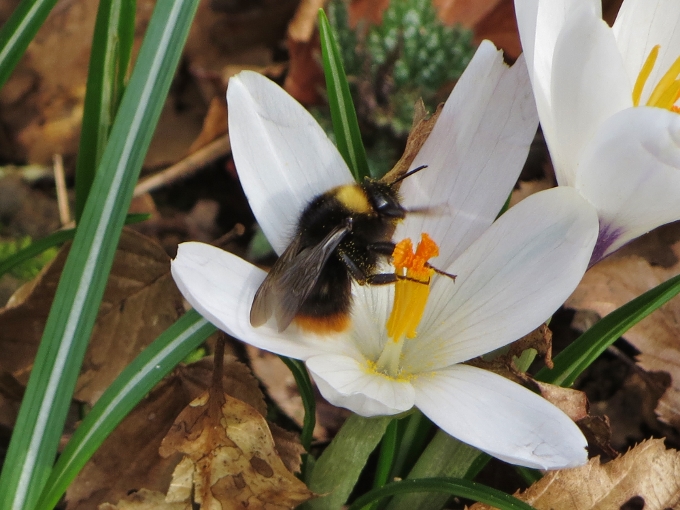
<box><xmin>515</xmin><ymin>0</ymin><xmax>680</xmax><ymax>262</ymax></box>
<box><xmin>172</xmin><ymin>41</ymin><xmax>599</xmax><ymax>469</ymax></box>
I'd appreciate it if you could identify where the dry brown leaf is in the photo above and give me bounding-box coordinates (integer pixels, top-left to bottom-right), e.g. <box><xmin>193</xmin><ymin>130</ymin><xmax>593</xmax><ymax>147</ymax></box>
<box><xmin>247</xmin><ymin>346</ymin><xmax>329</xmax><ymax>441</ymax></box>
<box><xmin>184</xmin><ymin>0</ymin><xmax>297</xmax><ymax>101</ymax></box>
<box><xmin>159</xmin><ymin>389</ymin><xmax>313</xmax><ymax>509</ymax></box>
<box><xmin>470</xmin><ymin>439</ymin><xmax>680</xmax><ymax>510</ymax></box>
<box><xmin>567</xmin><ymin>241</ymin><xmax>680</xmax><ymax>430</ymax></box>
<box><xmin>0</xmin><ymin>0</ymin><xmax>155</xmax><ymax>164</ymax></box>
<box><xmin>534</xmin><ymin>382</ymin><xmax>588</xmax><ymax>422</ymax></box>
<box><xmin>270</xmin><ymin>423</ymin><xmax>307</xmax><ymax>475</ymax></box>
<box><xmin>284</xmin><ymin>31</ymin><xmax>325</xmax><ymax>105</ymax></box>
<box><xmin>0</xmin><ymin>228</ymin><xmax>183</xmax><ymax>405</ymax></box>
<box><xmin>507</xmin><ymin>323</ymin><xmax>553</xmax><ymax>369</ymax></box>
<box><xmin>288</xmin><ymin>0</ymin><xmax>326</xmax><ymax>42</ymax></box>
<box><xmin>188</xmin><ymin>97</ymin><xmax>228</xmax><ymax>154</ymax></box>
<box><xmin>98</xmin><ymin>488</ymin><xmax>189</xmax><ymax>509</ymax></box>
<box><xmin>67</xmin><ymin>356</ymin><xmax>263</xmax><ymax>509</ymax></box>
<box><xmin>283</xmin><ymin>0</ymin><xmax>326</xmax><ymax>106</ymax></box>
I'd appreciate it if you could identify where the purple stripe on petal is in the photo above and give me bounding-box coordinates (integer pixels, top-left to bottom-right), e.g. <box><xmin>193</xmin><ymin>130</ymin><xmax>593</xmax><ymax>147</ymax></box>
<box><xmin>589</xmin><ymin>222</ymin><xmax>623</xmax><ymax>267</ymax></box>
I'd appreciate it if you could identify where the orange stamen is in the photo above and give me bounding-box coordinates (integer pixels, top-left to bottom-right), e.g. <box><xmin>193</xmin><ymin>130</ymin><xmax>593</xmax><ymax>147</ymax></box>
<box><xmin>385</xmin><ymin>234</ymin><xmax>438</xmax><ymax>341</ymax></box>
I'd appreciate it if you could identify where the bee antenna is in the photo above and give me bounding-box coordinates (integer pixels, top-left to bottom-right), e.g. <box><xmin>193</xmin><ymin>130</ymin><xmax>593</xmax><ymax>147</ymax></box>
<box><xmin>391</xmin><ymin>164</ymin><xmax>428</xmax><ymax>184</ymax></box>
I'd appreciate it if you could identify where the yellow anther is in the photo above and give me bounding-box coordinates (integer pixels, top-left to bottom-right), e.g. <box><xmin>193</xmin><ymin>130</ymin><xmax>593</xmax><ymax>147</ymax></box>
<box><xmin>633</xmin><ymin>44</ymin><xmax>659</xmax><ymax>106</ymax></box>
<box><xmin>647</xmin><ymin>53</ymin><xmax>680</xmax><ymax>108</ymax></box>
<box><xmin>632</xmin><ymin>45</ymin><xmax>680</xmax><ymax>112</ymax></box>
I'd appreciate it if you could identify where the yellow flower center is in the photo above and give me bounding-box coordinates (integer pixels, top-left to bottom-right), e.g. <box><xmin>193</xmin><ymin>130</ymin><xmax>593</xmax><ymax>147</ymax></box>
<box><xmin>374</xmin><ymin>233</ymin><xmax>438</xmax><ymax>378</ymax></box>
<box><xmin>633</xmin><ymin>45</ymin><xmax>680</xmax><ymax>112</ymax></box>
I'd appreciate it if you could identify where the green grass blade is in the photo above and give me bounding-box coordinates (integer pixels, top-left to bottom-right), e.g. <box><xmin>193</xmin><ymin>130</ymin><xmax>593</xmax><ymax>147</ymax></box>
<box><xmin>0</xmin><ymin>0</ymin><xmax>59</xmax><ymax>89</ymax></box>
<box><xmin>35</xmin><ymin>310</ymin><xmax>215</xmax><ymax>510</ymax></box>
<box><xmin>279</xmin><ymin>356</ymin><xmax>316</xmax><ymax>453</ymax></box>
<box><xmin>303</xmin><ymin>415</ymin><xmax>392</xmax><ymax>510</ymax></box>
<box><xmin>371</xmin><ymin>419</ymin><xmax>398</xmax><ymax>509</ymax></box>
<box><xmin>75</xmin><ymin>0</ymin><xmax>136</xmax><ymax>221</ymax></box>
<box><xmin>515</xmin><ymin>466</ymin><xmax>542</xmax><ymax>485</ymax></box>
<box><xmin>0</xmin><ymin>2</ymin><xmax>200</xmax><ymax>508</ymax></box>
<box><xmin>390</xmin><ymin>411</ymin><xmax>431</xmax><ymax>480</ymax></box>
<box><xmin>536</xmin><ymin>272</ymin><xmax>680</xmax><ymax>387</ymax></box>
<box><xmin>349</xmin><ymin>477</ymin><xmax>536</xmax><ymax>510</ymax></box>
<box><xmin>318</xmin><ymin>9</ymin><xmax>370</xmax><ymax>182</ymax></box>
<box><xmin>0</xmin><ymin>214</ymin><xmax>149</xmax><ymax>278</ymax></box>
<box><xmin>386</xmin><ymin>430</ymin><xmax>488</xmax><ymax>510</ymax></box>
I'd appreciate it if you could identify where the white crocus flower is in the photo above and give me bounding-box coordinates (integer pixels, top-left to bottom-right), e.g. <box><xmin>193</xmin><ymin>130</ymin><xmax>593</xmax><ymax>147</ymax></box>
<box><xmin>172</xmin><ymin>41</ymin><xmax>599</xmax><ymax>469</ymax></box>
<box><xmin>515</xmin><ymin>0</ymin><xmax>680</xmax><ymax>263</ymax></box>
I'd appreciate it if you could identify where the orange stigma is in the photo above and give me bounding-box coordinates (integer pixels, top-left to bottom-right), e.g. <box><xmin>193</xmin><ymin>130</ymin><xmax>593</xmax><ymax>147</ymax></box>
<box><xmin>386</xmin><ymin>233</ymin><xmax>438</xmax><ymax>342</ymax></box>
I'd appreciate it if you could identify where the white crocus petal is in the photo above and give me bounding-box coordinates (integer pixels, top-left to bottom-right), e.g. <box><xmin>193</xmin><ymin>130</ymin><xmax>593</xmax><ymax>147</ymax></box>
<box><xmin>413</xmin><ymin>365</ymin><xmax>587</xmax><ymax>470</ymax></box>
<box><xmin>515</xmin><ymin>0</ymin><xmax>600</xmax><ymax>162</ymax></box>
<box><xmin>348</xmin><ymin>283</ymin><xmax>393</xmax><ymax>362</ymax></box>
<box><xmin>171</xmin><ymin>242</ymin><xmax>359</xmax><ymax>361</ymax></box>
<box><xmin>514</xmin><ymin>0</ymin><xmax>539</xmax><ymax>84</ymax></box>
<box><xmin>550</xmin><ymin>4</ymin><xmax>632</xmax><ymax>186</ymax></box>
<box><xmin>397</xmin><ymin>40</ymin><xmax>538</xmax><ymax>267</ymax></box>
<box><xmin>402</xmin><ymin>187</ymin><xmax>598</xmax><ymax>372</ymax></box>
<box><xmin>227</xmin><ymin>71</ymin><xmax>354</xmax><ymax>255</ymax></box>
<box><xmin>306</xmin><ymin>354</ymin><xmax>416</xmax><ymax>417</ymax></box>
<box><xmin>576</xmin><ymin>107</ymin><xmax>680</xmax><ymax>262</ymax></box>
<box><xmin>613</xmin><ymin>0</ymin><xmax>680</xmax><ymax>102</ymax></box>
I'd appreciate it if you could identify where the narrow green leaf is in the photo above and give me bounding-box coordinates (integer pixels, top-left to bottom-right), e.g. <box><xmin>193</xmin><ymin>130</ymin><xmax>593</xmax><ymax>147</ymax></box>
<box><xmin>318</xmin><ymin>9</ymin><xmax>370</xmax><ymax>182</ymax></box>
<box><xmin>0</xmin><ymin>2</ymin><xmax>200</xmax><ymax>508</ymax></box>
<box><xmin>75</xmin><ymin>0</ymin><xmax>137</xmax><ymax>221</ymax></box>
<box><xmin>537</xmin><ymin>272</ymin><xmax>680</xmax><ymax>387</ymax></box>
<box><xmin>390</xmin><ymin>411</ymin><xmax>432</xmax><ymax>480</ymax></box>
<box><xmin>0</xmin><ymin>214</ymin><xmax>149</xmax><ymax>278</ymax></box>
<box><xmin>279</xmin><ymin>356</ymin><xmax>316</xmax><ymax>452</ymax></box>
<box><xmin>386</xmin><ymin>430</ymin><xmax>488</xmax><ymax>510</ymax></box>
<box><xmin>349</xmin><ymin>478</ymin><xmax>536</xmax><ymax>510</ymax></box>
<box><xmin>0</xmin><ymin>0</ymin><xmax>59</xmax><ymax>90</ymax></box>
<box><xmin>303</xmin><ymin>415</ymin><xmax>392</xmax><ymax>510</ymax></box>
<box><xmin>373</xmin><ymin>419</ymin><xmax>398</xmax><ymax>491</ymax></box>
<box><xmin>515</xmin><ymin>466</ymin><xmax>542</xmax><ymax>485</ymax></box>
<box><xmin>35</xmin><ymin>310</ymin><xmax>215</xmax><ymax>510</ymax></box>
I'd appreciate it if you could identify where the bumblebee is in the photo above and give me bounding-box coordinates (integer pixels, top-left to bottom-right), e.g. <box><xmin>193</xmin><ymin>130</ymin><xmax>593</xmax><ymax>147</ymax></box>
<box><xmin>250</xmin><ymin>167</ymin><xmax>427</xmax><ymax>334</ymax></box>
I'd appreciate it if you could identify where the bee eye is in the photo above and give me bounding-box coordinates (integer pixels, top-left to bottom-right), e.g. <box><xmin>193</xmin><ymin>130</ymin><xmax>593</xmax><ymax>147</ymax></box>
<box><xmin>375</xmin><ymin>195</ymin><xmax>406</xmax><ymax>219</ymax></box>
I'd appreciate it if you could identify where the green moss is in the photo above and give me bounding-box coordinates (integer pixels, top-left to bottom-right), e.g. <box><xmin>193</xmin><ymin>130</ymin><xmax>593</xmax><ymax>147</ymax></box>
<box><xmin>328</xmin><ymin>0</ymin><xmax>475</xmax><ymax>137</ymax></box>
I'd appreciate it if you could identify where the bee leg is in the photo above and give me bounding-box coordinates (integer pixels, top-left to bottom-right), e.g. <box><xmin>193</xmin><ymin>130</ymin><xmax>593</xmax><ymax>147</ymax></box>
<box><xmin>367</xmin><ymin>241</ymin><xmax>396</xmax><ymax>256</ymax></box>
<box><xmin>337</xmin><ymin>250</ymin><xmax>368</xmax><ymax>285</ymax></box>
<box><xmin>366</xmin><ymin>273</ymin><xmax>398</xmax><ymax>285</ymax></box>
<box><xmin>425</xmin><ymin>263</ymin><xmax>457</xmax><ymax>281</ymax></box>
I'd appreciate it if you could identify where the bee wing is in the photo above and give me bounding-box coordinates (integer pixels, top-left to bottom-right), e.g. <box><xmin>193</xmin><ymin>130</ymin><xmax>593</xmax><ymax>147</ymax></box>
<box><xmin>250</xmin><ymin>224</ymin><xmax>351</xmax><ymax>332</ymax></box>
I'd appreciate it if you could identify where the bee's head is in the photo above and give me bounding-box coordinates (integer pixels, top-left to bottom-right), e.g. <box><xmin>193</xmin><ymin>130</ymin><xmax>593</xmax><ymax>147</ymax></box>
<box><xmin>362</xmin><ymin>179</ymin><xmax>405</xmax><ymax>219</ymax></box>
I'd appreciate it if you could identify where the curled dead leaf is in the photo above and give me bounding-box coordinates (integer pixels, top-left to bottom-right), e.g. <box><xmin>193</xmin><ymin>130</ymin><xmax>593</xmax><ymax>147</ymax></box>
<box><xmin>159</xmin><ymin>390</ymin><xmax>314</xmax><ymax>509</ymax></box>
<box><xmin>66</xmin><ymin>356</ymin><xmax>265</xmax><ymax>509</ymax></box>
<box><xmin>0</xmin><ymin>228</ymin><xmax>184</xmax><ymax>406</ymax></box>
<box><xmin>567</xmin><ymin>240</ymin><xmax>680</xmax><ymax>431</ymax></box>
<box><xmin>470</xmin><ymin>439</ymin><xmax>680</xmax><ymax>510</ymax></box>
<box><xmin>98</xmin><ymin>488</ymin><xmax>188</xmax><ymax>509</ymax></box>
